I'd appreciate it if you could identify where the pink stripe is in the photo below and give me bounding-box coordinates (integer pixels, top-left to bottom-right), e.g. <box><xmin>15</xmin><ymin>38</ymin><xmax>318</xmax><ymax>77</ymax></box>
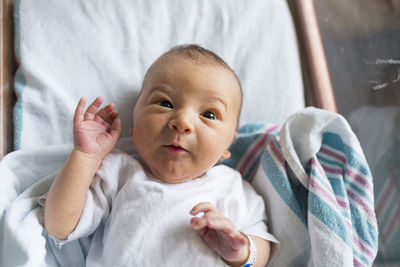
<box><xmin>376</xmin><ymin>179</ymin><xmax>394</xmax><ymax>214</ymax></box>
<box><xmin>311</xmin><ymin>179</ymin><xmax>369</xmax><ymax>260</ymax></box>
<box><xmin>309</xmin><ymin>178</ymin><xmax>353</xmax><ymax>230</ymax></box>
<box><xmin>345</xmin><ymin>220</ymin><xmax>352</xmax><ymax>230</ymax></box>
<box><xmin>310</xmin><ymin>179</ymin><xmax>340</xmax><ymax>210</ymax></box>
<box><xmin>313</xmin><ymin>158</ymin><xmax>352</xmax><ymax>212</ymax></box>
<box><xmin>353</xmin><ymin>257</ymin><xmax>364</xmax><ymax>267</ymax></box>
<box><xmin>312</xmin><ymin>159</ymin><xmax>352</xmax><ymax>213</ymax></box>
<box><xmin>313</xmin><ymin>161</ymin><xmax>375</xmax><ymax>263</ymax></box>
<box><xmin>346</xmin><ymin>169</ymin><xmax>372</xmax><ymax>192</ymax></box>
<box><xmin>269</xmin><ymin>138</ymin><xmax>284</xmax><ymax>165</ymax></box>
<box><xmin>383</xmin><ymin>204</ymin><xmax>400</xmax><ymax>238</ymax></box>
<box><xmin>238</xmin><ymin>125</ymin><xmax>279</xmax><ymax>174</ymax></box>
<box><xmin>347</xmin><ymin>190</ymin><xmax>376</xmax><ymax>223</ymax></box>
<box><xmin>320</xmin><ymin>146</ymin><xmax>346</xmax><ymax>164</ymax></box>
<box><xmin>337</xmin><ymin>199</ymin><xmax>349</xmax><ymax>209</ymax></box>
<box><xmin>353</xmin><ymin>235</ymin><xmax>375</xmax><ymax>259</ymax></box>
<box><xmin>310</xmin><ymin>161</ymin><xmax>346</xmax><ymax>211</ymax></box>
<box><xmin>321</xmin><ymin>164</ymin><xmax>342</xmax><ymax>175</ymax></box>
<box><xmin>266</xmin><ymin>125</ymin><xmax>279</xmax><ymax>134</ymax></box>
<box><xmin>238</xmin><ymin>134</ymin><xmax>269</xmax><ymax>174</ymax></box>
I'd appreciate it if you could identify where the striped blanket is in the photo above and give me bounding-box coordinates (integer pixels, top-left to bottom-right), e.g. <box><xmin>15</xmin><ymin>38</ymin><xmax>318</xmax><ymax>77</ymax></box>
<box><xmin>224</xmin><ymin>107</ymin><xmax>378</xmax><ymax>266</ymax></box>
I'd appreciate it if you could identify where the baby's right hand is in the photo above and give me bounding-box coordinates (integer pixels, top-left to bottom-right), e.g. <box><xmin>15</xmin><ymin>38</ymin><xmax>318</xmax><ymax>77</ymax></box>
<box><xmin>73</xmin><ymin>97</ymin><xmax>122</xmax><ymax>160</ymax></box>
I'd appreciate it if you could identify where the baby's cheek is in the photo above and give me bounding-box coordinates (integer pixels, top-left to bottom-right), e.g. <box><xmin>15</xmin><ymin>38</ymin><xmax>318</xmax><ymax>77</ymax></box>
<box><xmin>132</xmin><ymin>125</ymin><xmax>146</xmax><ymax>148</ymax></box>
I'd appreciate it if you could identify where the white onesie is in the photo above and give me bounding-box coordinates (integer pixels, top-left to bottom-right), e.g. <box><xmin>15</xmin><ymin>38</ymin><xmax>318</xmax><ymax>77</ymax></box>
<box><xmin>50</xmin><ymin>150</ymin><xmax>277</xmax><ymax>266</ymax></box>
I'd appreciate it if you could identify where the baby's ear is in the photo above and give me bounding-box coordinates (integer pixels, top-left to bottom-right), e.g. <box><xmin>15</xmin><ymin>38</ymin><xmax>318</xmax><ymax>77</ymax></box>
<box><xmin>221</xmin><ymin>150</ymin><xmax>231</xmax><ymax>160</ymax></box>
<box><xmin>221</xmin><ymin>132</ymin><xmax>237</xmax><ymax>160</ymax></box>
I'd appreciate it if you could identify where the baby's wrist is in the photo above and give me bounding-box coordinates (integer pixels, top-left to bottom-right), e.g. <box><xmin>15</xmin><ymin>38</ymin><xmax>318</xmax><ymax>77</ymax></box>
<box><xmin>228</xmin><ymin>233</ymin><xmax>257</xmax><ymax>267</ymax></box>
<box><xmin>71</xmin><ymin>149</ymin><xmax>103</xmax><ymax>170</ymax></box>
<box><xmin>226</xmin><ymin>233</ymin><xmax>250</xmax><ymax>266</ymax></box>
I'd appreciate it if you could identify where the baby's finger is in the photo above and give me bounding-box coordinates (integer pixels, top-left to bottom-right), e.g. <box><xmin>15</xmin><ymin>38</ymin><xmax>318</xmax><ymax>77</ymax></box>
<box><xmin>84</xmin><ymin>96</ymin><xmax>103</xmax><ymax>120</ymax></box>
<box><xmin>190</xmin><ymin>202</ymin><xmax>216</xmax><ymax>215</ymax></box>
<box><xmin>190</xmin><ymin>211</ymin><xmax>226</xmax><ymax>232</ymax></box>
<box><xmin>94</xmin><ymin>103</ymin><xmax>116</xmax><ymax>123</ymax></box>
<box><xmin>195</xmin><ymin>213</ymin><xmax>245</xmax><ymax>249</ymax></box>
<box><xmin>73</xmin><ymin>97</ymin><xmax>86</xmax><ymax>123</ymax></box>
<box><xmin>190</xmin><ymin>216</ymin><xmax>217</xmax><ymax>232</ymax></box>
<box><xmin>104</xmin><ymin>111</ymin><xmax>119</xmax><ymax>126</ymax></box>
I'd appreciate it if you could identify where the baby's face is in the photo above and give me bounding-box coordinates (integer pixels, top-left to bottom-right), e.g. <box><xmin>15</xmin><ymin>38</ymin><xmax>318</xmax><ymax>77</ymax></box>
<box><xmin>132</xmin><ymin>55</ymin><xmax>241</xmax><ymax>183</ymax></box>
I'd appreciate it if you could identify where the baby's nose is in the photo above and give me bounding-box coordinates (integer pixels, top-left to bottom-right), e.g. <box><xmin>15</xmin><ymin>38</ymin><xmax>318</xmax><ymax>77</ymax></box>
<box><xmin>168</xmin><ymin>111</ymin><xmax>194</xmax><ymax>134</ymax></box>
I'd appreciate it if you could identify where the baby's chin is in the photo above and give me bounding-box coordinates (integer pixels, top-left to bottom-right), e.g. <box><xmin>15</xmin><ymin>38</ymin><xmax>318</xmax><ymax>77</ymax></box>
<box><xmin>148</xmin><ymin>165</ymin><xmax>206</xmax><ymax>184</ymax></box>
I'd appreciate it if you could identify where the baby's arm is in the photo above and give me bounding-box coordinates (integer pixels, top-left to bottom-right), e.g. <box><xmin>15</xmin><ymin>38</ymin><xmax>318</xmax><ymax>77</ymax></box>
<box><xmin>190</xmin><ymin>202</ymin><xmax>271</xmax><ymax>266</ymax></box>
<box><xmin>44</xmin><ymin>97</ymin><xmax>121</xmax><ymax>240</ymax></box>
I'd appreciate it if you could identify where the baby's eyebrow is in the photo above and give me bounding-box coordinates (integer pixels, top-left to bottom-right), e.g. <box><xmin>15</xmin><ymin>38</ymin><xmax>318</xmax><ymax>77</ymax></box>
<box><xmin>207</xmin><ymin>95</ymin><xmax>227</xmax><ymax>110</ymax></box>
<box><xmin>149</xmin><ymin>86</ymin><xmax>173</xmax><ymax>95</ymax></box>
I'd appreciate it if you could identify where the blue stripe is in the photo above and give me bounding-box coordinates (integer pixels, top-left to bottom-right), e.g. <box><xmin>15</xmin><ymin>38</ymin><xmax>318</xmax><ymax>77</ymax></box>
<box><xmin>308</xmin><ymin>191</ymin><xmax>353</xmax><ymax>246</ymax></box>
<box><xmin>344</xmin><ymin>180</ymin><xmax>373</xmax><ymax>205</ymax></box>
<box><xmin>311</xmin><ymin>169</ymin><xmax>352</xmax><ymax>221</ymax></box>
<box><xmin>327</xmin><ymin>176</ymin><xmax>347</xmax><ymax>198</ymax></box>
<box><xmin>310</xmin><ymin>168</ymin><xmax>332</xmax><ymax>192</ymax></box>
<box><xmin>317</xmin><ymin>154</ymin><xmax>344</xmax><ymax>168</ymax></box>
<box><xmin>13</xmin><ymin>0</ymin><xmax>24</xmax><ymax>150</ymax></box>
<box><xmin>243</xmin><ymin>158</ymin><xmax>261</xmax><ymax>182</ymax></box>
<box><xmin>14</xmin><ymin>71</ymin><xmax>25</xmax><ymax>150</ymax></box>
<box><xmin>261</xmin><ymin>147</ymin><xmax>306</xmax><ymax>225</ymax></box>
<box><xmin>353</xmin><ymin>247</ymin><xmax>371</xmax><ymax>265</ymax></box>
<box><xmin>349</xmin><ymin>203</ymin><xmax>378</xmax><ymax>249</ymax></box>
<box><xmin>310</xmin><ymin>168</ymin><xmax>350</xmax><ymax>217</ymax></box>
<box><xmin>316</xmin><ymin>163</ymin><xmax>373</xmax><ymax>205</ymax></box>
<box><xmin>321</xmin><ymin>132</ymin><xmax>378</xmax><ymax>249</ymax></box>
<box><xmin>322</xmin><ymin>132</ymin><xmax>371</xmax><ymax>178</ymax></box>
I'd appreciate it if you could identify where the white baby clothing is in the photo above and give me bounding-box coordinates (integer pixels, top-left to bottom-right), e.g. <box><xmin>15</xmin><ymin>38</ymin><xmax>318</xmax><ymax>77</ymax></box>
<box><xmin>50</xmin><ymin>150</ymin><xmax>277</xmax><ymax>266</ymax></box>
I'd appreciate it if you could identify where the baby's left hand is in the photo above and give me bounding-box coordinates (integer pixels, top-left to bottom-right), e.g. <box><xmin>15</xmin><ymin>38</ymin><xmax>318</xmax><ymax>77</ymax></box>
<box><xmin>190</xmin><ymin>202</ymin><xmax>249</xmax><ymax>266</ymax></box>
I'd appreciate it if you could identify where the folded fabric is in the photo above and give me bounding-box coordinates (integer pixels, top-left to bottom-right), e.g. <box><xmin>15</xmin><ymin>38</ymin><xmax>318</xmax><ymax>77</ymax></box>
<box><xmin>225</xmin><ymin>107</ymin><xmax>379</xmax><ymax>266</ymax></box>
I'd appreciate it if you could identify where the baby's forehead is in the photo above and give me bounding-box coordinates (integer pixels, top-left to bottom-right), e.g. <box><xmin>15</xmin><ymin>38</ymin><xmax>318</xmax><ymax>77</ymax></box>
<box><xmin>147</xmin><ymin>54</ymin><xmax>239</xmax><ymax>87</ymax></box>
<box><xmin>148</xmin><ymin>57</ymin><xmax>237</xmax><ymax>91</ymax></box>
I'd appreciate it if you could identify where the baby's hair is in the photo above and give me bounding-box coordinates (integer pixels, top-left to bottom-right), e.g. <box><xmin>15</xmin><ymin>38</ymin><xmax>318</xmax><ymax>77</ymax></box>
<box><xmin>161</xmin><ymin>44</ymin><xmax>241</xmax><ymax>96</ymax></box>
<box><xmin>143</xmin><ymin>44</ymin><xmax>243</xmax><ymax>121</ymax></box>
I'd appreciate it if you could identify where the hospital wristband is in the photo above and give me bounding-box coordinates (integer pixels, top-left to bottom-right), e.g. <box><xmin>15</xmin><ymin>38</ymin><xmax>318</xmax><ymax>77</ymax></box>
<box><xmin>242</xmin><ymin>233</ymin><xmax>257</xmax><ymax>267</ymax></box>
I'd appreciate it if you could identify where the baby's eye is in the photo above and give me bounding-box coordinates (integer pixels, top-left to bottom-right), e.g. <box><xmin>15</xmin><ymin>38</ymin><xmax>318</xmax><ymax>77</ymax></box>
<box><xmin>201</xmin><ymin>111</ymin><xmax>217</xmax><ymax>120</ymax></box>
<box><xmin>157</xmin><ymin>100</ymin><xmax>173</xmax><ymax>109</ymax></box>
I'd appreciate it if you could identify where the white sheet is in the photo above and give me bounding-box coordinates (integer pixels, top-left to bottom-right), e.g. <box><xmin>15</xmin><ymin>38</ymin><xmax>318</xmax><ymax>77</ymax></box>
<box><xmin>14</xmin><ymin>0</ymin><xmax>304</xmax><ymax>151</ymax></box>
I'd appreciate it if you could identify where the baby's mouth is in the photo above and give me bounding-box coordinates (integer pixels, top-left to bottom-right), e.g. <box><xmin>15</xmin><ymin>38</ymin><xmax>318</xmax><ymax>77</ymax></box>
<box><xmin>163</xmin><ymin>144</ymin><xmax>189</xmax><ymax>154</ymax></box>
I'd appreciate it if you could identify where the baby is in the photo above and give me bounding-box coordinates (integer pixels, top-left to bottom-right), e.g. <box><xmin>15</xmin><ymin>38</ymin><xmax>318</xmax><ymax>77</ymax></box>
<box><xmin>44</xmin><ymin>45</ymin><xmax>277</xmax><ymax>266</ymax></box>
